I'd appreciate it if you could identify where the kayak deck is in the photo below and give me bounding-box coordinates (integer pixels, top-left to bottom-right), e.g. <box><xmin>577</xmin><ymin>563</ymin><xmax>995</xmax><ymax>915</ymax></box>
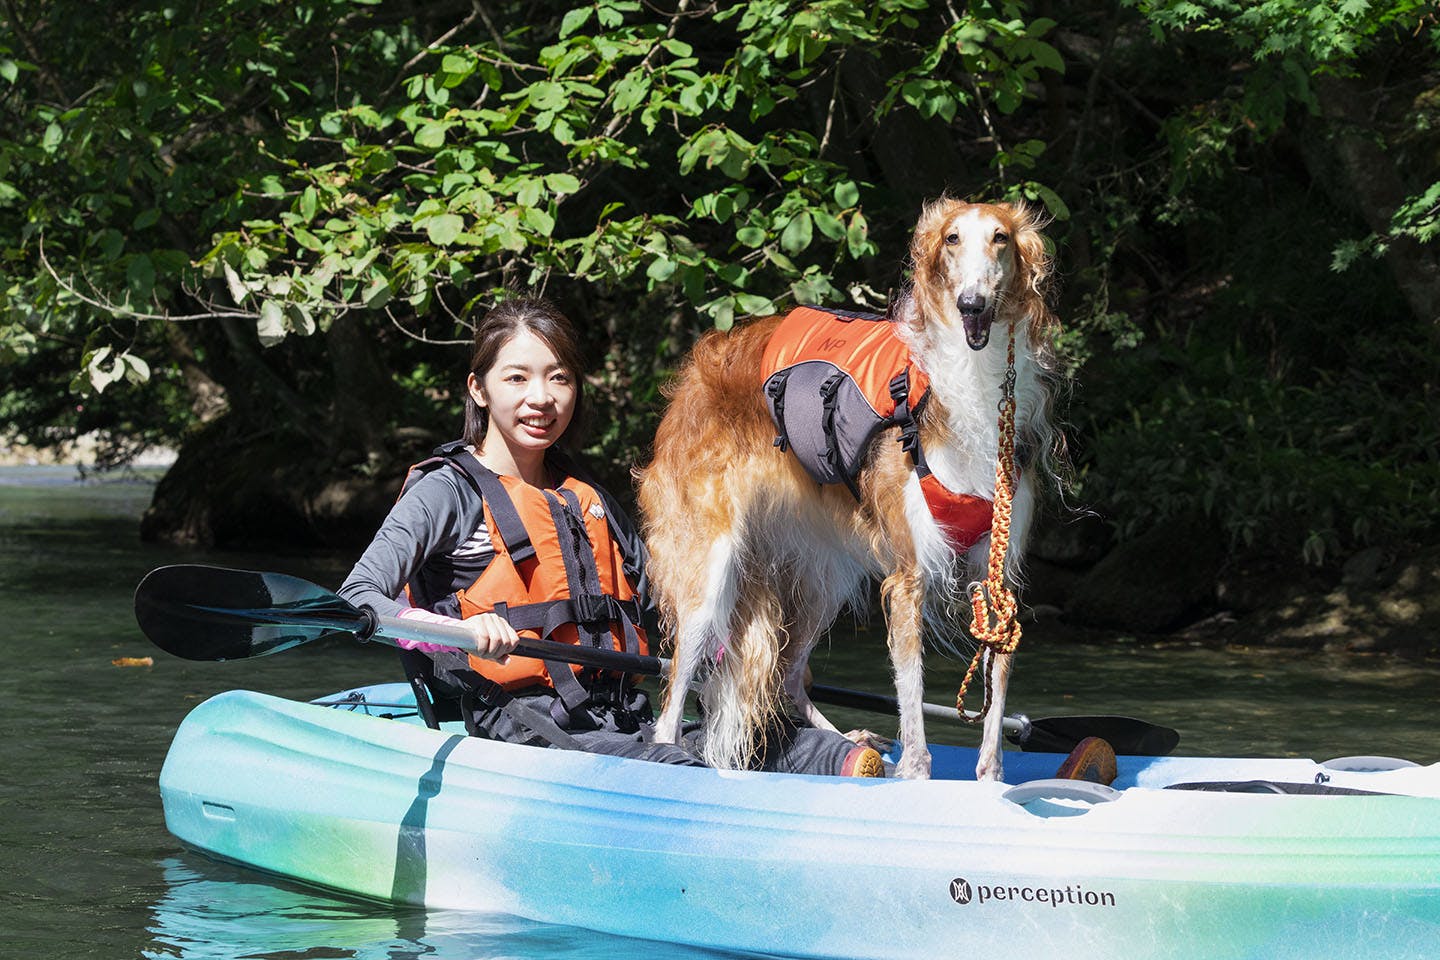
<box><xmin>160</xmin><ymin>684</ymin><xmax>1440</xmax><ymax>960</ymax></box>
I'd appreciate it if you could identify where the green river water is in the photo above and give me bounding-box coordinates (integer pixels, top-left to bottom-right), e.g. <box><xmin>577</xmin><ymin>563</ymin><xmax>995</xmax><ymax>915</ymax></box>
<box><xmin>0</xmin><ymin>466</ymin><xmax>1435</xmax><ymax>959</ymax></box>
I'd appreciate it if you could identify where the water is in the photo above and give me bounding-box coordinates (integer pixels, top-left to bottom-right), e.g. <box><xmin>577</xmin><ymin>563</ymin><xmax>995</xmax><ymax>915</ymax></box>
<box><xmin>1</xmin><ymin>466</ymin><xmax>1436</xmax><ymax>958</ymax></box>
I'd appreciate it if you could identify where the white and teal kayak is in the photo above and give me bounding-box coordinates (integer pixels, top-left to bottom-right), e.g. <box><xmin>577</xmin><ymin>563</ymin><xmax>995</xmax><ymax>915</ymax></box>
<box><xmin>160</xmin><ymin>683</ymin><xmax>1440</xmax><ymax>960</ymax></box>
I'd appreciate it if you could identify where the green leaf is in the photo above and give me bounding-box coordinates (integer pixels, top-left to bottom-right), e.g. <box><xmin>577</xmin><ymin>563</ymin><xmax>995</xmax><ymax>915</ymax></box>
<box><xmin>362</xmin><ymin>277</ymin><xmax>392</xmax><ymax>308</ymax></box>
<box><xmin>812</xmin><ymin>209</ymin><xmax>844</xmax><ymax>240</ymax></box>
<box><xmin>133</xmin><ymin>208</ymin><xmax>160</xmax><ymax>231</ymax></box>
<box><xmin>293</xmin><ymin>227</ymin><xmax>324</xmax><ymax>251</ymax></box>
<box><xmin>126</xmin><ymin>254</ymin><xmax>155</xmax><ymax>299</ymax></box>
<box><xmin>712</xmin><ymin>297</ymin><xmax>735</xmax><ymax>331</ymax></box>
<box><xmin>735</xmin><ymin>293</ymin><xmax>775</xmax><ymax>315</ymax></box>
<box><xmin>527</xmin><ymin>81</ymin><xmax>568</xmax><ymax>111</ymax></box>
<box><xmin>426</xmin><ymin>213</ymin><xmax>464</xmax><ymax>245</ymax></box>
<box><xmin>257</xmin><ymin>300</ymin><xmax>287</xmax><ymax>346</ymax></box>
<box><xmin>42</xmin><ymin>122</ymin><xmax>63</xmax><ymax>152</ymax></box>
<box><xmin>86</xmin><ymin>346</ymin><xmax>116</xmax><ymax>392</ymax></box>
<box><xmin>522</xmin><ymin>206</ymin><xmax>555</xmax><ymax>236</ymax></box>
<box><xmin>121</xmin><ymin>351</ymin><xmax>151</xmax><ymax>384</ymax></box>
<box><xmin>415</xmin><ymin>122</ymin><xmax>447</xmax><ymax>149</ymax></box>
<box><xmin>300</xmin><ymin>186</ymin><xmax>318</xmax><ymax>221</ymax></box>
<box><xmin>846</xmin><ymin>212</ymin><xmax>870</xmax><ymax>258</ymax></box>
<box><xmin>545</xmin><ymin>172</ymin><xmax>581</xmax><ymax>195</ymax></box>
<box><xmin>780</xmin><ymin>212</ymin><xmax>813</xmax><ymax>254</ymax></box>
<box><xmin>735</xmin><ymin>225</ymin><xmax>766</xmax><ymax>247</ymax></box>
<box><xmin>222</xmin><ymin>261</ymin><xmax>250</xmax><ymax>305</ymax></box>
<box><xmin>559</xmin><ymin>7</ymin><xmax>593</xmax><ymax>37</ymax></box>
<box><xmin>833</xmin><ymin>181</ymin><xmax>859</xmax><ymax>207</ymax></box>
<box><xmin>0</xmin><ymin>59</ymin><xmax>17</xmax><ymax>84</ymax></box>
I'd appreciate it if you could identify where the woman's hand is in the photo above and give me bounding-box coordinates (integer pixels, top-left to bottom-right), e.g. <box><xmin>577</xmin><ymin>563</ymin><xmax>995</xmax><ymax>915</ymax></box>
<box><xmin>461</xmin><ymin>611</ymin><xmax>520</xmax><ymax>663</ymax></box>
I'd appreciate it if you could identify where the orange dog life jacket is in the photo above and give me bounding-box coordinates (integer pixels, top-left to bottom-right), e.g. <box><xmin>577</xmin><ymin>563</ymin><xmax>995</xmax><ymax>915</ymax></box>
<box><xmin>760</xmin><ymin>305</ymin><xmax>994</xmax><ymax>551</ymax></box>
<box><xmin>402</xmin><ymin>448</ymin><xmax>649</xmax><ymax>711</ymax></box>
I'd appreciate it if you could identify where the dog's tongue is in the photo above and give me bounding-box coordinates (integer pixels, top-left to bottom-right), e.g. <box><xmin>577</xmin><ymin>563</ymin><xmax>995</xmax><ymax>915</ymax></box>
<box><xmin>963</xmin><ymin>315</ymin><xmax>992</xmax><ymax>351</ymax></box>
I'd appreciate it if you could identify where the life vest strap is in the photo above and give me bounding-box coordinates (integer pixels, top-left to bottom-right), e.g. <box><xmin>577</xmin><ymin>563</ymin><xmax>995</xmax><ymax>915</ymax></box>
<box><xmin>449</xmin><ymin>450</ymin><xmax>538</xmax><ymax>565</ymax></box>
<box><xmin>765</xmin><ymin>370</ymin><xmax>793</xmax><ymax>452</ymax></box>
<box><xmin>818</xmin><ymin>371</ymin><xmax>863</xmax><ymax>501</ymax></box>
<box><xmin>889</xmin><ymin>371</ymin><xmax>929</xmax><ymax>472</ymax></box>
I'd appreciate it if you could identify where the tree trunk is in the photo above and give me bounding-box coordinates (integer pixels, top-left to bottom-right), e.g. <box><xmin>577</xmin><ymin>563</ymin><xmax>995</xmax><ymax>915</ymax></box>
<box><xmin>1309</xmin><ymin>73</ymin><xmax>1440</xmax><ymax>333</ymax></box>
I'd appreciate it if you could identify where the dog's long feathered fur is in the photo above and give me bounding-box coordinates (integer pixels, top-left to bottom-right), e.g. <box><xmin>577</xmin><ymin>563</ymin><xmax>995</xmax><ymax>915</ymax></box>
<box><xmin>638</xmin><ymin>199</ymin><xmax>1059</xmax><ymax>780</ymax></box>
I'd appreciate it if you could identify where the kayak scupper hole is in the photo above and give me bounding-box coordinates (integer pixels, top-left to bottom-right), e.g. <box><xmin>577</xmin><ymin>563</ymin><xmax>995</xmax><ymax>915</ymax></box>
<box><xmin>1319</xmin><ymin>756</ymin><xmax>1420</xmax><ymax>773</ymax></box>
<box><xmin>201</xmin><ymin>801</ymin><xmax>237</xmax><ymax>821</ymax></box>
<box><xmin>1001</xmin><ymin>780</ymin><xmax>1119</xmax><ymax>818</ymax></box>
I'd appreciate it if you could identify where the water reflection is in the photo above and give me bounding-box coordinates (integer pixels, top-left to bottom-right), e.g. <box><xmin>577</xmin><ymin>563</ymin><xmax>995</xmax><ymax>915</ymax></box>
<box><xmin>145</xmin><ymin>856</ymin><xmax>766</xmax><ymax>960</ymax></box>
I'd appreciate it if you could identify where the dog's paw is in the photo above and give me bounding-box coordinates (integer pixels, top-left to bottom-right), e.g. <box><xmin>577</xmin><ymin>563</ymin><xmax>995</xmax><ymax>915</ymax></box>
<box><xmin>895</xmin><ymin>750</ymin><xmax>932</xmax><ymax>780</ymax></box>
<box><xmin>974</xmin><ymin>753</ymin><xmax>1005</xmax><ymax>782</ymax></box>
<box><xmin>843</xmin><ymin>728</ymin><xmax>895</xmax><ymax>753</ymax></box>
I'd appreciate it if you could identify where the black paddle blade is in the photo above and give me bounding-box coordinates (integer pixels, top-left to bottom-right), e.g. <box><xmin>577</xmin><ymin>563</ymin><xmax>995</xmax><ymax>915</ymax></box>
<box><xmin>135</xmin><ymin>565</ymin><xmax>368</xmax><ymax>661</ymax></box>
<box><xmin>1017</xmin><ymin>714</ymin><xmax>1181</xmax><ymax>757</ymax></box>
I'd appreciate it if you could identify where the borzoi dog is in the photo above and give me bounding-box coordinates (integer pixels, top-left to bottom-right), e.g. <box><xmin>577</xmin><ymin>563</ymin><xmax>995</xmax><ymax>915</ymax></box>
<box><xmin>638</xmin><ymin>198</ymin><xmax>1058</xmax><ymax>780</ymax></box>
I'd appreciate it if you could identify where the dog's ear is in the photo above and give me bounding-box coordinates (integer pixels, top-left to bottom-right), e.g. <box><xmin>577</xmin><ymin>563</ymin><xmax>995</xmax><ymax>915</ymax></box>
<box><xmin>1001</xmin><ymin>202</ymin><xmax>1056</xmax><ymax>333</ymax></box>
<box><xmin>908</xmin><ymin>197</ymin><xmax>961</xmax><ymax>325</ymax></box>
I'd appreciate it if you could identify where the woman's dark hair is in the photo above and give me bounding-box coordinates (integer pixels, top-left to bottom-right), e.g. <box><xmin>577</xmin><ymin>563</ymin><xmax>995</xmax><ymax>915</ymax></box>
<box><xmin>462</xmin><ymin>296</ymin><xmax>587</xmax><ymax>448</ymax></box>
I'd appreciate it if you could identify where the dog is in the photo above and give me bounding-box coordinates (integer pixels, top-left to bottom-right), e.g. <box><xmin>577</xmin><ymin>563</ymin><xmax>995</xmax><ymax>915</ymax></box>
<box><xmin>637</xmin><ymin>198</ymin><xmax>1058</xmax><ymax>780</ymax></box>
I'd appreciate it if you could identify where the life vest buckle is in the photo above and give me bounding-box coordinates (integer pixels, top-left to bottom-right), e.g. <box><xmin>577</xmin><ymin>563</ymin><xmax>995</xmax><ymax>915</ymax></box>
<box><xmin>572</xmin><ymin>592</ymin><xmax>614</xmax><ymax>626</ymax></box>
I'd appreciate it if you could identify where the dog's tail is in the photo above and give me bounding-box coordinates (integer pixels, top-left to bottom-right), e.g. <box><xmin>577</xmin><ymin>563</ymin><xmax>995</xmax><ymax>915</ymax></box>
<box><xmin>636</xmin><ymin>314</ymin><xmax>782</xmax><ymax>629</ymax></box>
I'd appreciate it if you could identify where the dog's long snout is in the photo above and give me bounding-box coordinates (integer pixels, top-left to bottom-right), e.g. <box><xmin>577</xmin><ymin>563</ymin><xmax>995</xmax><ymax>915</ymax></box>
<box><xmin>957</xmin><ymin>292</ymin><xmax>987</xmax><ymax>317</ymax></box>
<box><xmin>956</xmin><ymin>291</ymin><xmax>994</xmax><ymax>350</ymax></box>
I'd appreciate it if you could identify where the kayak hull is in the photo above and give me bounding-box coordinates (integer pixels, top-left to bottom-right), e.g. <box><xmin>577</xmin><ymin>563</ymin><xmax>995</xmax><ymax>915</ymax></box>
<box><xmin>160</xmin><ymin>686</ymin><xmax>1440</xmax><ymax>959</ymax></box>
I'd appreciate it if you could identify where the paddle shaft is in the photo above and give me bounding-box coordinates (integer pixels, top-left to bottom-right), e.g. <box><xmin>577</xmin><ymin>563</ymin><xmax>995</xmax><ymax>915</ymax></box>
<box><xmin>368</xmin><ymin>613</ymin><xmax>1021</xmax><ymax>734</ymax></box>
<box><xmin>363</xmin><ymin>609</ymin><xmax>672</xmax><ymax>677</ymax></box>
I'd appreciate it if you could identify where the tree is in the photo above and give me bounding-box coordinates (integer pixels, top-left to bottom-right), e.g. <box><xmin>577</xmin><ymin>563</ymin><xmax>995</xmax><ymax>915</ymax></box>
<box><xmin>3</xmin><ymin>0</ymin><xmax>1065</xmax><ymax>543</ymax></box>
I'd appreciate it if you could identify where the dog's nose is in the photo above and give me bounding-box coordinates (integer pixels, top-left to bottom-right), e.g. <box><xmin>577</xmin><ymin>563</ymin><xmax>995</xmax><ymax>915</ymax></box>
<box><xmin>957</xmin><ymin>293</ymin><xmax>987</xmax><ymax>317</ymax></box>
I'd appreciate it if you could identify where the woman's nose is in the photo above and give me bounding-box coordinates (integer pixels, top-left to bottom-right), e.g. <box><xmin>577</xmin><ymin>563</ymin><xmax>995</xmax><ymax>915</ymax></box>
<box><xmin>525</xmin><ymin>379</ymin><xmax>553</xmax><ymax>405</ymax></box>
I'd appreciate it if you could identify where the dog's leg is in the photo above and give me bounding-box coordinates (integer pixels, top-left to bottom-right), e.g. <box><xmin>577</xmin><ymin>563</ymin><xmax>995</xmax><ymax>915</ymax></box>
<box><xmin>881</xmin><ymin>567</ymin><xmax>931</xmax><ymax>780</ymax></box>
<box><xmin>782</xmin><ymin>659</ymin><xmax>841</xmax><ymax>733</ymax></box>
<box><xmin>653</xmin><ymin>535</ymin><xmax>739</xmax><ymax>746</ymax></box>
<box><xmin>975</xmin><ymin>648</ymin><xmax>1012</xmax><ymax>782</ymax></box>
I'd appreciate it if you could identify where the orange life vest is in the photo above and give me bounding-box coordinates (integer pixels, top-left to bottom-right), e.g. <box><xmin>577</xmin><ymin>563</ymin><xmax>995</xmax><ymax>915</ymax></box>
<box><xmin>760</xmin><ymin>305</ymin><xmax>994</xmax><ymax>551</ymax></box>
<box><xmin>404</xmin><ymin>448</ymin><xmax>649</xmax><ymax>709</ymax></box>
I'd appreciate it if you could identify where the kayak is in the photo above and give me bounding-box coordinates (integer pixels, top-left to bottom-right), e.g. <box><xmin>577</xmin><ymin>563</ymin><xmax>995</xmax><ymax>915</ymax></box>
<box><xmin>160</xmin><ymin>683</ymin><xmax>1440</xmax><ymax>960</ymax></box>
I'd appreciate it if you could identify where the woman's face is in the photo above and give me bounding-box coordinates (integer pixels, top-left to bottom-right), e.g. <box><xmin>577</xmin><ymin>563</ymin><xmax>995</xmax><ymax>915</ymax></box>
<box><xmin>469</xmin><ymin>329</ymin><xmax>576</xmax><ymax>459</ymax></box>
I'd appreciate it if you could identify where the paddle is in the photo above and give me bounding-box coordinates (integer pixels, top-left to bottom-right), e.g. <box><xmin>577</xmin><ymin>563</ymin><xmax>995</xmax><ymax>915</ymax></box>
<box><xmin>134</xmin><ymin>564</ymin><xmax>1178</xmax><ymax>755</ymax></box>
<box><xmin>133</xmin><ymin>564</ymin><xmax>669</xmax><ymax>675</ymax></box>
<box><xmin>808</xmin><ymin>684</ymin><xmax>1179</xmax><ymax>756</ymax></box>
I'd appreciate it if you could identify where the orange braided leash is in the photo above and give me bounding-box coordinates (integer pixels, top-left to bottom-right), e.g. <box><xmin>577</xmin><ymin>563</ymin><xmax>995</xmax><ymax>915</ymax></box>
<box><xmin>956</xmin><ymin>321</ymin><xmax>1022</xmax><ymax>722</ymax></box>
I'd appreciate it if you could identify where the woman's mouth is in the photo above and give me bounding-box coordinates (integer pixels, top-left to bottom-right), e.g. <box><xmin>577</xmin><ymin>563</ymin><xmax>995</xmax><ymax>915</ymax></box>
<box><xmin>519</xmin><ymin>416</ymin><xmax>555</xmax><ymax>435</ymax></box>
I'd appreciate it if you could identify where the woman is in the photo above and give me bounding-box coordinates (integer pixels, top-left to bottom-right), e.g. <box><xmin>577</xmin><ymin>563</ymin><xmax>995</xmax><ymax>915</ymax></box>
<box><xmin>340</xmin><ymin>296</ymin><xmax>882</xmax><ymax>776</ymax></box>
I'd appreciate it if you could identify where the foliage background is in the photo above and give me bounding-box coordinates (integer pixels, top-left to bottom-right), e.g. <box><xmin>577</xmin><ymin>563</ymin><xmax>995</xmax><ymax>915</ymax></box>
<box><xmin>3</xmin><ymin>0</ymin><xmax>1438</xmax><ymax>579</ymax></box>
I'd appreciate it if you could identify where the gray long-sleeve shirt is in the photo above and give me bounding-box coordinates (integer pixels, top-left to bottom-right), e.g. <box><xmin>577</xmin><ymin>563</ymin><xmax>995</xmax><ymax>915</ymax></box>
<box><xmin>338</xmin><ymin>464</ymin><xmax>494</xmax><ymax>620</ymax></box>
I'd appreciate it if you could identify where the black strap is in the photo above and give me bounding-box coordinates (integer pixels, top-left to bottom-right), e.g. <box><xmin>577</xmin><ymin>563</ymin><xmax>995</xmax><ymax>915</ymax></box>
<box><xmin>818</xmin><ymin>371</ymin><xmax>862</xmax><ymax>500</ymax></box>
<box><xmin>545</xmin><ymin>449</ymin><xmax>660</xmax><ymax>640</ymax></box>
<box><xmin>802</xmin><ymin>304</ymin><xmax>885</xmax><ymax>322</ymax></box>
<box><xmin>764</xmin><ymin>370</ymin><xmax>792</xmax><ymax>452</ymax></box>
<box><xmin>462</xmin><ymin>678</ymin><xmax>586</xmax><ymax>751</ymax></box>
<box><xmin>450</xmin><ymin>450</ymin><xmax>537</xmax><ymax>565</ymax></box>
<box><xmin>890</xmin><ymin>372</ymin><xmax>929</xmax><ymax>473</ymax></box>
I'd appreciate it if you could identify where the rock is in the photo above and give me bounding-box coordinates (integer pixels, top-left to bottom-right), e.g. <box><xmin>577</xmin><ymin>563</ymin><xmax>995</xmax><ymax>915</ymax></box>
<box><xmin>1027</xmin><ymin>512</ymin><xmax>1113</xmax><ymax>568</ymax></box>
<box><xmin>1341</xmin><ymin>546</ymin><xmax>1393</xmax><ymax>585</ymax></box>
<box><xmin>1230</xmin><ymin>547</ymin><xmax>1440</xmax><ymax>654</ymax></box>
<box><xmin>1064</xmin><ymin>515</ymin><xmax>1225</xmax><ymax>633</ymax></box>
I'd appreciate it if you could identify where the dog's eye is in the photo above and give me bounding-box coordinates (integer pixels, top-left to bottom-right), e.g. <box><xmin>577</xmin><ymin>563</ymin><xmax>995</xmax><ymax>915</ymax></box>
<box><xmin>993</xmin><ymin>230</ymin><xmax>1009</xmax><ymax>244</ymax></box>
<box><xmin>944</xmin><ymin>233</ymin><xmax>959</xmax><ymax>246</ymax></box>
